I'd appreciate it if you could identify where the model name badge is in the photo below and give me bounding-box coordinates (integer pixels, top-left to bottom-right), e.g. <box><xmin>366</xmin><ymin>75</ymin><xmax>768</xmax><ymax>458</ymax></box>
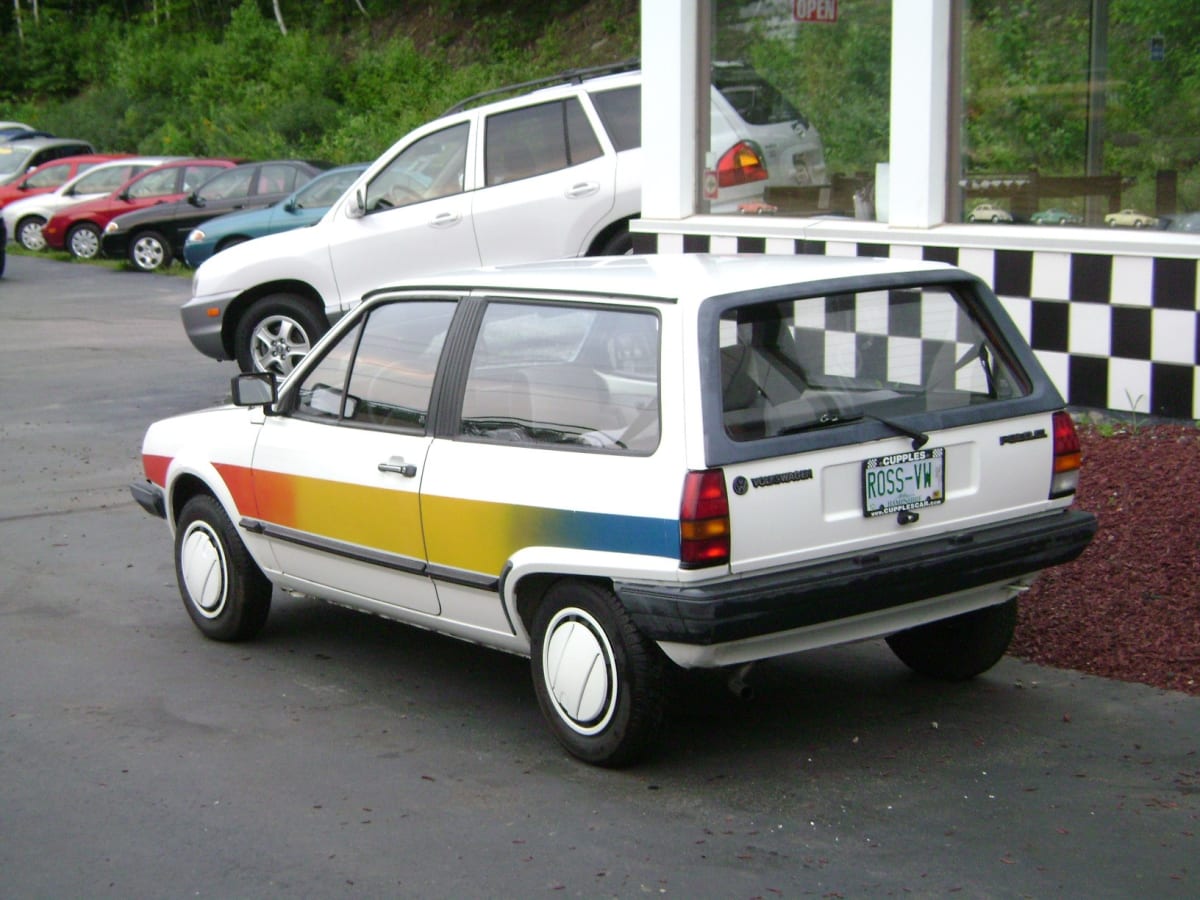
<box><xmin>999</xmin><ymin>428</ymin><xmax>1048</xmax><ymax>445</ymax></box>
<box><xmin>750</xmin><ymin>469</ymin><xmax>813</xmax><ymax>489</ymax></box>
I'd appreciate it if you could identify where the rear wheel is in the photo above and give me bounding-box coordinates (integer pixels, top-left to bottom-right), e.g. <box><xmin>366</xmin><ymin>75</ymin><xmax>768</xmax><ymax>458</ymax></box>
<box><xmin>234</xmin><ymin>293</ymin><xmax>326</xmax><ymax>375</ymax></box>
<box><xmin>16</xmin><ymin>215</ymin><xmax>47</xmax><ymax>251</ymax></box>
<box><xmin>67</xmin><ymin>222</ymin><xmax>101</xmax><ymax>259</ymax></box>
<box><xmin>130</xmin><ymin>230</ymin><xmax>173</xmax><ymax>272</ymax></box>
<box><xmin>597</xmin><ymin>227</ymin><xmax>633</xmax><ymax>256</ymax></box>
<box><xmin>174</xmin><ymin>494</ymin><xmax>272</xmax><ymax>642</ymax></box>
<box><xmin>886</xmin><ymin>599</ymin><xmax>1017</xmax><ymax>681</ymax></box>
<box><xmin>530</xmin><ymin>580</ymin><xmax>666</xmax><ymax>766</ymax></box>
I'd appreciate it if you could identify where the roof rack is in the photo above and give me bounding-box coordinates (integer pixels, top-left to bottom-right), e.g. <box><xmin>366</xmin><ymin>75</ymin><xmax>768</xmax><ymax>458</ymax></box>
<box><xmin>440</xmin><ymin>59</ymin><xmax>640</xmax><ymax>116</ymax></box>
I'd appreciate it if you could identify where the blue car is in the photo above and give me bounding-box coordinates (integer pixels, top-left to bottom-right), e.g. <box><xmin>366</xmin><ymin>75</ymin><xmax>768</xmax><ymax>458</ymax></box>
<box><xmin>183</xmin><ymin>163</ymin><xmax>368</xmax><ymax>268</ymax></box>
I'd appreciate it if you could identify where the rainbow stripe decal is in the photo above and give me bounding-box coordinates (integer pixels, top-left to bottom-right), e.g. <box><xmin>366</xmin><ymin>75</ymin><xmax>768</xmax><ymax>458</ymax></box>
<box><xmin>207</xmin><ymin>462</ymin><xmax>679</xmax><ymax>577</ymax></box>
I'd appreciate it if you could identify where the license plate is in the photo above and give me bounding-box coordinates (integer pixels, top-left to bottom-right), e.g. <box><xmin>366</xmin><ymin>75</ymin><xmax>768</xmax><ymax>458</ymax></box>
<box><xmin>862</xmin><ymin>447</ymin><xmax>945</xmax><ymax>517</ymax></box>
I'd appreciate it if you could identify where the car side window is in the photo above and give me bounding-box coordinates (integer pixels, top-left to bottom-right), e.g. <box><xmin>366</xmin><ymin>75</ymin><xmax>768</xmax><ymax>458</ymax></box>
<box><xmin>127</xmin><ymin>168</ymin><xmax>178</xmax><ymax>198</ymax></box>
<box><xmin>197</xmin><ymin>168</ymin><xmax>253</xmax><ymax>202</ymax></box>
<box><xmin>459</xmin><ymin>301</ymin><xmax>660</xmax><ymax>453</ymax></box>
<box><xmin>293</xmin><ymin>301</ymin><xmax>456</xmax><ymax>430</ymax></box>
<box><xmin>184</xmin><ymin>165</ymin><xmax>229</xmax><ymax>194</ymax></box>
<box><xmin>365</xmin><ymin>123</ymin><xmax>468</xmax><ymax>213</ymax></box>
<box><xmin>484</xmin><ymin>97</ymin><xmax>603</xmax><ymax>187</ymax></box>
<box><xmin>75</xmin><ymin>165</ymin><xmax>136</xmax><ymax>194</ymax></box>
<box><xmin>589</xmin><ymin>85</ymin><xmax>641</xmax><ymax>152</ymax></box>
<box><xmin>25</xmin><ymin>163</ymin><xmax>73</xmax><ymax>189</ymax></box>
<box><xmin>257</xmin><ymin>164</ymin><xmax>299</xmax><ymax>195</ymax></box>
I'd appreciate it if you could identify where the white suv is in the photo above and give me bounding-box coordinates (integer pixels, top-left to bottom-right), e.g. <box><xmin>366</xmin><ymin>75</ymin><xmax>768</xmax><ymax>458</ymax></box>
<box><xmin>137</xmin><ymin>254</ymin><xmax>1096</xmax><ymax>766</ymax></box>
<box><xmin>183</xmin><ymin>63</ymin><xmax>795</xmax><ymax>375</ymax></box>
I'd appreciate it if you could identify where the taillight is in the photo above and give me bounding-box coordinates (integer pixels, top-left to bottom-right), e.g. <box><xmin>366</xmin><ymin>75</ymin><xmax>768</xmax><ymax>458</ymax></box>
<box><xmin>680</xmin><ymin>469</ymin><xmax>730</xmax><ymax>568</ymax></box>
<box><xmin>716</xmin><ymin>141</ymin><xmax>769</xmax><ymax>188</ymax></box>
<box><xmin>1050</xmin><ymin>410</ymin><xmax>1082</xmax><ymax>498</ymax></box>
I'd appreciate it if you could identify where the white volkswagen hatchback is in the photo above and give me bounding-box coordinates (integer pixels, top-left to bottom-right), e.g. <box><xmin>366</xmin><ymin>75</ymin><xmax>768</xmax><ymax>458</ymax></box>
<box><xmin>136</xmin><ymin>254</ymin><xmax>1096</xmax><ymax>766</ymax></box>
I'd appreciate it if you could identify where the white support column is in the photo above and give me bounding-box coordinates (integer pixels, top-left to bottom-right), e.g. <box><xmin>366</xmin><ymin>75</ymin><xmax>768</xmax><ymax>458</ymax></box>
<box><xmin>886</xmin><ymin>0</ymin><xmax>950</xmax><ymax>227</ymax></box>
<box><xmin>640</xmin><ymin>0</ymin><xmax>699</xmax><ymax>220</ymax></box>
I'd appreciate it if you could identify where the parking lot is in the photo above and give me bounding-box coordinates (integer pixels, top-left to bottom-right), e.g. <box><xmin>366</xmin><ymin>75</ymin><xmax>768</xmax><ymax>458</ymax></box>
<box><xmin>1</xmin><ymin>253</ymin><xmax>1197</xmax><ymax>897</ymax></box>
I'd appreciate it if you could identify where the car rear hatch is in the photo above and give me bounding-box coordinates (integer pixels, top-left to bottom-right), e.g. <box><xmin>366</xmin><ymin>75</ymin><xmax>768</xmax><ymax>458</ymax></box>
<box><xmin>695</xmin><ymin>268</ymin><xmax>1084</xmax><ymax>576</ymax></box>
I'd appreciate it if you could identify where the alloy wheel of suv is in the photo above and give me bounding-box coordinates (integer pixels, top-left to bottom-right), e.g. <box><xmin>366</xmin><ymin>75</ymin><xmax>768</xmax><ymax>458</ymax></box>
<box><xmin>235</xmin><ymin>293</ymin><xmax>326</xmax><ymax>375</ymax></box>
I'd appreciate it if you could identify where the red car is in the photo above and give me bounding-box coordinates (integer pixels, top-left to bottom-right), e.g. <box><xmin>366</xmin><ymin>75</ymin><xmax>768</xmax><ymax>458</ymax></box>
<box><xmin>0</xmin><ymin>153</ymin><xmax>130</xmax><ymax>211</ymax></box>
<box><xmin>42</xmin><ymin>158</ymin><xmax>240</xmax><ymax>259</ymax></box>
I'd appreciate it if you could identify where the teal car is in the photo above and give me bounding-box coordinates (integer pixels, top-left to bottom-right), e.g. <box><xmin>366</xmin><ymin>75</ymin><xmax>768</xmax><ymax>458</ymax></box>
<box><xmin>1031</xmin><ymin>207</ymin><xmax>1083</xmax><ymax>226</ymax></box>
<box><xmin>183</xmin><ymin>163</ymin><xmax>367</xmax><ymax>268</ymax></box>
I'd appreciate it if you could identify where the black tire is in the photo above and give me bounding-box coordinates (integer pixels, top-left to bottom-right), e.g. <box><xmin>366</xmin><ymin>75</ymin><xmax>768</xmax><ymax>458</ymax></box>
<box><xmin>16</xmin><ymin>215</ymin><xmax>47</xmax><ymax>251</ymax></box>
<box><xmin>886</xmin><ymin>598</ymin><xmax>1018</xmax><ymax>681</ymax></box>
<box><xmin>174</xmin><ymin>494</ymin><xmax>272</xmax><ymax>642</ymax></box>
<box><xmin>67</xmin><ymin>222</ymin><xmax>102</xmax><ymax>259</ymax></box>
<box><xmin>129</xmin><ymin>230</ymin><xmax>173</xmax><ymax>272</ymax></box>
<box><xmin>234</xmin><ymin>293</ymin><xmax>326</xmax><ymax>375</ymax></box>
<box><xmin>530</xmin><ymin>580</ymin><xmax>666</xmax><ymax>767</ymax></box>
<box><xmin>597</xmin><ymin>227</ymin><xmax>633</xmax><ymax>256</ymax></box>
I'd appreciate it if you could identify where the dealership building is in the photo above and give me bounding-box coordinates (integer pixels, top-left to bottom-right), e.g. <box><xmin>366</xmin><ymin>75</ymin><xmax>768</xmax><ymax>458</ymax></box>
<box><xmin>633</xmin><ymin>0</ymin><xmax>1200</xmax><ymax>420</ymax></box>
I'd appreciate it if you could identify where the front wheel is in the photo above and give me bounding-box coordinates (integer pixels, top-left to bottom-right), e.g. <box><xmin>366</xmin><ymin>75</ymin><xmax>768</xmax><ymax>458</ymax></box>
<box><xmin>530</xmin><ymin>580</ymin><xmax>666</xmax><ymax>767</ymax></box>
<box><xmin>16</xmin><ymin>215</ymin><xmax>47</xmax><ymax>251</ymax></box>
<box><xmin>130</xmin><ymin>230</ymin><xmax>173</xmax><ymax>272</ymax></box>
<box><xmin>886</xmin><ymin>598</ymin><xmax>1017</xmax><ymax>681</ymax></box>
<box><xmin>67</xmin><ymin>222</ymin><xmax>102</xmax><ymax>259</ymax></box>
<box><xmin>174</xmin><ymin>494</ymin><xmax>272</xmax><ymax>642</ymax></box>
<box><xmin>234</xmin><ymin>293</ymin><xmax>326</xmax><ymax>375</ymax></box>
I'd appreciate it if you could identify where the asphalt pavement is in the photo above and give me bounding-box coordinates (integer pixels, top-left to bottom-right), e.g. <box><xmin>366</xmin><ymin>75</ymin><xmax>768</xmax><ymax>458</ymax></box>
<box><xmin>1</xmin><ymin>253</ymin><xmax>1197</xmax><ymax>897</ymax></box>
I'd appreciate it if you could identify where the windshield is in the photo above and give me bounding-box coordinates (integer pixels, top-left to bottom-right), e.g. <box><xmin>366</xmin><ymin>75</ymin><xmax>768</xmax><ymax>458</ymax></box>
<box><xmin>0</xmin><ymin>145</ymin><xmax>33</xmax><ymax>177</ymax></box>
<box><xmin>294</xmin><ymin>167</ymin><xmax>363</xmax><ymax>208</ymax></box>
<box><xmin>712</xmin><ymin>66</ymin><xmax>805</xmax><ymax>127</ymax></box>
<box><xmin>719</xmin><ymin>284</ymin><xmax>1029</xmax><ymax>442</ymax></box>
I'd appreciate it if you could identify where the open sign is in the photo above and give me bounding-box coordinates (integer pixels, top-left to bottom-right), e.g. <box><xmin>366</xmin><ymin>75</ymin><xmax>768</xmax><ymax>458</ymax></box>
<box><xmin>794</xmin><ymin>0</ymin><xmax>838</xmax><ymax>23</ymax></box>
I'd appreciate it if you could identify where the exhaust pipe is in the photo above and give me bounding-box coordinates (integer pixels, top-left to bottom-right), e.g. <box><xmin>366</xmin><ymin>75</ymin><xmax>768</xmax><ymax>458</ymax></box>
<box><xmin>726</xmin><ymin>663</ymin><xmax>756</xmax><ymax>701</ymax></box>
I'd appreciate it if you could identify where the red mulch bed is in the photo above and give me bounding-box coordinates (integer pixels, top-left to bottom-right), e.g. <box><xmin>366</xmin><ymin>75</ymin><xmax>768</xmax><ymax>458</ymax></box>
<box><xmin>1011</xmin><ymin>421</ymin><xmax>1200</xmax><ymax>695</ymax></box>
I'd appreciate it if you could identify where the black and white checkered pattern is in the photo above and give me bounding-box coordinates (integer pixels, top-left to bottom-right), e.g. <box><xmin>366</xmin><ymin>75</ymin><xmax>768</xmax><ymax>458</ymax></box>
<box><xmin>634</xmin><ymin>231</ymin><xmax>1200</xmax><ymax>420</ymax></box>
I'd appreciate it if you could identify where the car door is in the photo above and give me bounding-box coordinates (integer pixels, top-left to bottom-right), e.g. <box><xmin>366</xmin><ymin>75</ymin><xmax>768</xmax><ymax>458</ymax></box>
<box><xmin>247</xmin><ymin>298</ymin><xmax>458</xmax><ymax>615</ymax></box>
<box><xmin>327</xmin><ymin>122</ymin><xmax>477</xmax><ymax>311</ymax></box>
<box><xmin>470</xmin><ymin>96</ymin><xmax>617</xmax><ymax>263</ymax></box>
<box><xmin>163</xmin><ymin>166</ymin><xmax>258</xmax><ymax>248</ymax></box>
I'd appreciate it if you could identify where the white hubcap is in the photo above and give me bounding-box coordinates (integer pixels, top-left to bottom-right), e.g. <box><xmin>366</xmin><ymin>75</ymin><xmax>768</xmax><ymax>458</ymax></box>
<box><xmin>180</xmin><ymin>524</ymin><xmax>227</xmax><ymax>618</ymax></box>
<box><xmin>542</xmin><ymin>608</ymin><xmax>616</xmax><ymax>735</ymax></box>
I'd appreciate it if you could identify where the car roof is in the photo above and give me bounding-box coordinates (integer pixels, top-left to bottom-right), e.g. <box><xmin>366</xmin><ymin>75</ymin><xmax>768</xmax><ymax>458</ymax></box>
<box><xmin>365</xmin><ymin>253</ymin><xmax>960</xmax><ymax>306</ymax></box>
<box><xmin>440</xmin><ymin>59</ymin><xmax>640</xmax><ymax>116</ymax></box>
<box><xmin>0</xmin><ymin>136</ymin><xmax>93</xmax><ymax>151</ymax></box>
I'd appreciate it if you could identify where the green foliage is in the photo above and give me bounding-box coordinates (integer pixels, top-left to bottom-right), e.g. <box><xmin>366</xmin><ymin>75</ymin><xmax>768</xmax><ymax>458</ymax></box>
<box><xmin>3</xmin><ymin>0</ymin><xmax>638</xmax><ymax>166</ymax></box>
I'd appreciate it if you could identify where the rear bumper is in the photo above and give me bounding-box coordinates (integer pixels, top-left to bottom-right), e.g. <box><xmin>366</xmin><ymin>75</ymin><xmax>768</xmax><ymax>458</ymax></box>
<box><xmin>614</xmin><ymin>509</ymin><xmax>1097</xmax><ymax>648</ymax></box>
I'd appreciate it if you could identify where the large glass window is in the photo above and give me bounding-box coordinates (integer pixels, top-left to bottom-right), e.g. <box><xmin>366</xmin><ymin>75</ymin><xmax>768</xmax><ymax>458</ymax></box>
<box><xmin>708</xmin><ymin>0</ymin><xmax>891</xmax><ymax>217</ymax></box>
<box><xmin>962</xmin><ymin>0</ymin><xmax>1200</xmax><ymax>231</ymax></box>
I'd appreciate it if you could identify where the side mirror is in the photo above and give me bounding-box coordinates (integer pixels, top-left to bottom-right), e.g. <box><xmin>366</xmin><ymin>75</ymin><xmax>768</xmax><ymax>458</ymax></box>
<box><xmin>187</xmin><ymin>191</ymin><xmax>204</xmax><ymax>207</ymax></box>
<box><xmin>231</xmin><ymin>372</ymin><xmax>279</xmax><ymax>410</ymax></box>
<box><xmin>346</xmin><ymin>187</ymin><xmax>366</xmax><ymax>219</ymax></box>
